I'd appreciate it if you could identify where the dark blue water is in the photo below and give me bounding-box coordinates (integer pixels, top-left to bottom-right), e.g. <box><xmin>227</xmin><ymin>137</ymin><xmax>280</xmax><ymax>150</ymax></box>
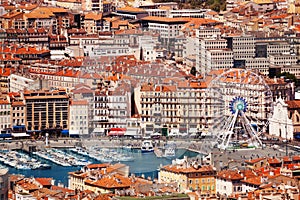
<box><xmin>6</xmin><ymin>148</ymin><xmax>199</xmax><ymax>187</ymax></box>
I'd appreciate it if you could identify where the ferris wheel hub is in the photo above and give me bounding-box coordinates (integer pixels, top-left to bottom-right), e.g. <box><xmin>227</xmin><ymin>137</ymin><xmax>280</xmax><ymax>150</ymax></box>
<box><xmin>229</xmin><ymin>97</ymin><xmax>248</xmax><ymax>114</ymax></box>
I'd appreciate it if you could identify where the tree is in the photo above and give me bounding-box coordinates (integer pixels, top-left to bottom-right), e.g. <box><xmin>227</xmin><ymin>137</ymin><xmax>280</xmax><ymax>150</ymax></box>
<box><xmin>277</xmin><ymin>72</ymin><xmax>298</xmax><ymax>86</ymax></box>
<box><xmin>190</xmin><ymin>66</ymin><xmax>197</xmax><ymax>76</ymax></box>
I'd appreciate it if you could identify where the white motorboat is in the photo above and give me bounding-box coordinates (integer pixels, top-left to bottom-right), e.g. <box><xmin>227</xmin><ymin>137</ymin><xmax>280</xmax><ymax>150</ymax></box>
<box><xmin>141</xmin><ymin>140</ymin><xmax>154</xmax><ymax>153</ymax></box>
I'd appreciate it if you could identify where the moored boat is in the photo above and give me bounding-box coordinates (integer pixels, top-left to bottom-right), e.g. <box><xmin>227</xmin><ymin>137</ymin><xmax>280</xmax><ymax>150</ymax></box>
<box><xmin>141</xmin><ymin>140</ymin><xmax>154</xmax><ymax>153</ymax></box>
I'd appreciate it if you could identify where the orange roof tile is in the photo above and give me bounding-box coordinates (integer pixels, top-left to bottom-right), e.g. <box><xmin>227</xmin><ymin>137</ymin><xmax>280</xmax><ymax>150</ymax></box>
<box><xmin>162</xmin><ymin>165</ymin><xmax>214</xmax><ymax>174</ymax></box>
<box><xmin>286</xmin><ymin>100</ymin><xmax>300</xmax><ymax>109</ymax></box>
<box><xmin>85</xmin><ymin>173</ymin><xmax>131</xmax><ymax>189</ymax></box>
<box><xmin>35</xmin><ymin>178</ymin><xmax>53</xmax><ymax>186</ymax></box>
<box><xmin>17</xmin><ymin>179</ymin><xmax>40</xmax><ymax>191</ymax></box>
<box><xmin>117</xmin><ymin>6</ymin><xmax>146</xmax><ymax>13</ymax></box>
<box><xmin>71</xmin><ymin>99</ymin><xmax>88</xmax><ymax>105</ymax></box>
<box><xmin>217</xmin><ymin>170</ymin><xmax>244</xmax><ymax>180</ymax></box>
<box><xmin>245</xmin><ymin>157</ymin><xmax>266</xmax><ymax>164</ymax></box>
<box><xmin>241</xmin><ymin>176</ymin><xmax>262</xmax><ymax>186</ymax></box>
<box><xmin>85</xmin><ymin>12</ymin><xmax>102</xmax><ymax>20</ymax></box>
<box><xmin>267</xmin><ymin>158</ymin><xmax>281</xmax><ymax>164</ymax></box>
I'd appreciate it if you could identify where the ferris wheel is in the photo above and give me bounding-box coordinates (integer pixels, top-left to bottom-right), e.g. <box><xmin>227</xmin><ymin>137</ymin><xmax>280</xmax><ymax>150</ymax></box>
<box><xmin>203</xmin><ymin>69</ymin><xmax>274</xmax><ymax>150</ymax></box>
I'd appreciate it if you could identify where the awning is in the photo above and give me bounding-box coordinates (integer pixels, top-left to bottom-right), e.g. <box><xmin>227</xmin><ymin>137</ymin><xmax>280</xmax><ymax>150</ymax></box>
<box><xmin>61</xmin><ymin>130</ymin><xmax>69</xmax><ymax>136</ymax></box>
<box><xmin>13</xmin><ymin>125</ymin><xmax>26</xmax><ymax>129</ymax></box>
<box><xmin>108</xmin><ymin>128</ymin><xmax>126</xmax><ymax>136</ymax></box>
<box><xmin>93</xmin><ymin>127</ymin><xmax>105</xmax><ymax>133</ymax></box>
<box><xmin>26</xmin><ymin>130</ymin><xmax>42</xmax><ymax>133</ymax></box>
<box><xmin>0</xmin><ymin>134</ymin><xmax>12</xmax><ymax>138</ymax></box>
<box><xmin>12</xmin><ymin>133</ymin><xmax>30</xmax><ymax>137</ymax></box>
<box><xmin>124</xmin><ymin>128</ymin><xmax>139</xmax><ymax>136</ymax></box>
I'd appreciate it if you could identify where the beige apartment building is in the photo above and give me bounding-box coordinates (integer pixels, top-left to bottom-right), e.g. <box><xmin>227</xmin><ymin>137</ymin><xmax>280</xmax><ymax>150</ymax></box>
<box><xmin>24</xmin><ymin>89</ymin><xmax>69</xmax><ymax>136</ymax></box>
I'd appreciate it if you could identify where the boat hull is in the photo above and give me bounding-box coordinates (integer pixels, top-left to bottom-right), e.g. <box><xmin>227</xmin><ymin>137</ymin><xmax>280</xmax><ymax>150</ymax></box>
<box><xmin>141</xmin><ymin>149</ymin><xmax>154</xmax><ymax>153</ymax></box>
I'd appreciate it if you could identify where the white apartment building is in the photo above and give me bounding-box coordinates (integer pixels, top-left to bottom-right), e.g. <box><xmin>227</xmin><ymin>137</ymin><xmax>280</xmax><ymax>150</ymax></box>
<box><xmin>89</xmin><ymin>44</ymin><xmax>129</xmax><ymax>56</ymax></box>
<box><xmin>226</xmin><ymin>35</ymin><xmax>256</xmax><ymax>60</ymax></box>
<box><xmin>9</xmin><ymin>74</ymin><xmax>36</xmax><ymax>92</ymax></box>
<box><xmin>107</xmin><ymin>90</ymin><xmax>131</xmax><ymax>128</ymax></box>
<box><xmin>69</xmin><ymin>100</ymin><xmax>89</xmax><ymax>135</ymax></box>
<box><xmin>245</xmin><ymin>57</ymin><xmax>270</xmax><ymax>76</ymax></box>
<box><xmin>143</xmin><ymin>16</ymin><xmax>188</xmax><ymax>49</ymax></box>
<box><xmin>139</xmin><ymin>81</ymin><xmax>208</xmax><ymax>135</ymax></box>
<box><xmin>93</xmin><ymin>81</ymin><xmax>131</xmax><ymax>134</ymax></box>
<box><xmin>199</xmin><ymin>38</ymin><xmax>228</xmax><ymax>74</ymax></box>
<box><xmin>146</xmin><ymin>8</ymin><xmax>207</xmax><ymax>18</ymax></box>
<box><xmin>216</xmin><ymin>170</ymin><xmax>243</xmax><ymax>196</ymax></box>
<box><xmin>196</xmin><ymin>27</ymin><xmax>221</xmax><ymax>39</ymax></box>
<box><xmin>168</xmin><ymin>9</ymin><xmax>206</xmax><ymax>18</ymax></box>
<box><xmin>206</xmin><ymin>49</ymin><xmax>234</xmax><ymax>71</ymax></box>
<box><xmin>281</xmin><ymin>65</ymin><xmax>300</xmax><ymax>78</ymax></box>
<box><xmin>267</xmin><ymin>41</ymin><xmax>291</xmax><ymax>55</ymax></box>
<box><xmin>269</xmin><ymin>54</ymin><xmax>297</xmax><ymax>66</ymax></box>
<box><xmin>138</xmin><ymin>34</ymin><xmax>158</xmax><ymax>61</ymax></box>
<box><xmin>146</xmin><ymin>9</ymin><xmax>168</xmax><ymax>17</ymax></box>
<box><xmin>195</xmin><ymin>28</ymin><xmax>222</xmax><ymax>71</ymax></box>
<box><xmin>0</xmin><ymin>99</ymin><xmax>11</xmax><ymax>131</ymax></box>
<box><xmin>184</xmin><ymin>36</ymin><xmax>197</xmax><ymax>58</ymax></box>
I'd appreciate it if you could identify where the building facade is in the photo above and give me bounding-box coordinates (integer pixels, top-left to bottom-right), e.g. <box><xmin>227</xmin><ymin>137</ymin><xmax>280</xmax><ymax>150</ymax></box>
<box><xmin>24</xmin><ymin>89</ymin><xmax>70</xmax><ymax>136</ymax></box>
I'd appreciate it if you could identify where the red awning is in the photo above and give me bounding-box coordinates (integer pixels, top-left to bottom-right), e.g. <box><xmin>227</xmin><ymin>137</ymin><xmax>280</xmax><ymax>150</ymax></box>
<box><xmin>108</xmin><ymin>128</ymin><xmax>126</xmax><ymax>136</ymax></box>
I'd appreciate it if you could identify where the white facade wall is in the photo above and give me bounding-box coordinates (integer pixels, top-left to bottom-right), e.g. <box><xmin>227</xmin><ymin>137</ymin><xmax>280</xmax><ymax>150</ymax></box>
<box><xmin>168</xmin><ymin>9</ymin><xmax>206</xmax><ymax>18</ymax></box>
<box><xmin>199</xmin><ymin>38</ymin><xmax>228</xmax><ymax>74</ymax></box>
<box><xmin>242</xmin><ymin>183</ymin><xmax>257</xmax><ymax>193</ymax></box>
<box><xmin>206</xmin><ymin>49</ymin><xmax>234</xmax><ymax>71</ymax></box>
<box><xmin>0</xmin><ymin>103</ymin><xmax>10</xmax><ymax>131</ymax></box>
<box><xmin>231</xmin><ymin>36</ymin><xmax>256</xmax><ymax>60</ymax></box>
<box><xmin>245</xmin><ymin>57</ymin><xmax>270</xmax><ymax>76</ymax></box>
<box><xmin>69</xmin><ymin>102</ymin><xmax>89</xmax><ymax>135</ymax></box>
<box><xmin>282</xmin><ymin>65</ymin><xmax>300</xmax><ymax>78</ymax></box>
<box><xmin>9</xmin><ymin>74</ymin><xmax>35</xmax><ymax>92</ymax></box>
<box><xmin>195</xmin><ymin>28</ymin><xmax>221</xmax><ymax>71</ymax></box>
<box><xmin>267</xmin><ymin>42</ymin><xmax>290</xmax><ymax>55</ymax></box>
<box><xmin>269</xmin><ymin>54</ymin><xmax>297</xmax><ymax>66</ymax></box>
<box><xmin>184</xmin><ymin>36</ymin><xmax>198</xmax><ymax>58</ymax></box>
<box><xmin>107</xmin><ymin>93</ymin><xmax>131</xmax><ymax>127</ymax></box>
<box><xmin>148</xmin><ymin>22</ymin><xmax>184</xmax><ymax>39</ymax></box>
<box><xmin>216</xmin><ymin>178</ymin><xmax>234</xmax><ymax>196</ymax></box>
<box><xmin>269</xmin><ymin>97</ymin><xmax>293</xmax><ymax>140</ymax></box>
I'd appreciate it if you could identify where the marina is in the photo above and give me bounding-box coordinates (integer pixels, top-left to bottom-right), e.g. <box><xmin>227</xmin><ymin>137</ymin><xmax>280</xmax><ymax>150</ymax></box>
<box><xmin>32</xmin><ymin>148</ymin><xmax>91</xmax><ymax>167</ymax></box>
<box><xmin>0</xmin><ymin>150</ymin><xmax>51</xmax><ymax>170</ymax></box>
<box><xmin>5</xmin><ymin>144</ymin><xmax>198</xmax><ymax>186</ymax></box>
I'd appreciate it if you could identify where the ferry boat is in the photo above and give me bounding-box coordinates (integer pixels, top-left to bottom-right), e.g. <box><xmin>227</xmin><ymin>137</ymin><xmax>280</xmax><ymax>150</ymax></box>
<box><xmin>141</xmin><ymin>140</ymin><xmax>154</xmax><ymax>153</ymax></box>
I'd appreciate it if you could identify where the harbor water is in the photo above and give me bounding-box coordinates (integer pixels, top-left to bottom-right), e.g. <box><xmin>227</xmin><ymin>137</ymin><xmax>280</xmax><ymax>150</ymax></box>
<box><xmin>6</xmin><ymin>147</ymin><xmax>199</xmax><ymax>187</ymax></box>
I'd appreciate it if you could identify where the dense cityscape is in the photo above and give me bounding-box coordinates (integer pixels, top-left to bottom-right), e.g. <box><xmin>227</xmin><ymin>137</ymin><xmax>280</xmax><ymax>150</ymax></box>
<box><xmin>0</xmin><ymin>0</ymin><xmax>298</xmax><ymax>199</ymax></box>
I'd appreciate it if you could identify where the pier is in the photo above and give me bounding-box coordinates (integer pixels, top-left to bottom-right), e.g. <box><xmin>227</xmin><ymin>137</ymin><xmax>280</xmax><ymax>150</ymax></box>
<box><xmin>154</xmin><ymin>147</ymin><xmax>163</xmax><ymax>157</ymax></box>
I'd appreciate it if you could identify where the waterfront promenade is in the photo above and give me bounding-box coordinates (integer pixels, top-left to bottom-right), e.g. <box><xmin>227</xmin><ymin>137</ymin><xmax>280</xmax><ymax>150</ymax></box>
<box><xmin>1</xmin><ymin>137</ymin><xmax>297</xmax><ymax>159</ymax></box>
<box><xmin>1</xmin><ymin>137</ymin><xmax>201</xmax><ymax>153</ymax></box>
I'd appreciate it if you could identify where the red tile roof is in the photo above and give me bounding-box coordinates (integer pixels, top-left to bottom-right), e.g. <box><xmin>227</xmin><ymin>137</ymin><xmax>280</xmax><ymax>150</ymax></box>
<box><xmin>85</xmin><ymin>173</ymin><xmax>131</xmax><ymax>189</ymax></box>
<box><xmin>35</xmin><ymin>178</ymin><xmax>53</xmax><ymax>186</ymax></box>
